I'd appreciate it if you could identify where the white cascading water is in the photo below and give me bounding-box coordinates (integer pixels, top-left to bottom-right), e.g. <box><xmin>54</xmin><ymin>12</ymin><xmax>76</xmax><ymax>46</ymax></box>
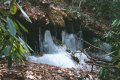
<box><xmin>27</xmin><ymin>30</ymin><xmax>92</xmax><ymax>70</ymax></box>
<box><xmin>76</xmin><ymin>31</ymin><xmax>83</xmax><ymax>50</ymax></box>
<box><xmin>43</xmin><ymin>30</ymin><xmax>59</xmax><ymax>53</ymax></box>
<box><xmin>62</xmin><ymin>31</ymin><xmax>77</xmax><ymax>52</ymax></box>
<box><xmin>62</xmin><ymin>31</ymin><xmax>83</xmax><ymax>52</ymax></box>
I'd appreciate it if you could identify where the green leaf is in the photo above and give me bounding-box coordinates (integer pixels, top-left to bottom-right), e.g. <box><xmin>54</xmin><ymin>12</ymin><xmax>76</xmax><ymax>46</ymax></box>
<box><xmin>17</xmin><ymin>3</ymin><xmax>32</xmax><ymax>23</ymax></box>
<box><xmin>12</xmin><ymin>52</ymin><xmax>20</xmax><ymax>64</ymax></box>
<box><xmin>117</xmin><ymin>20</ymin><xmax>120</xmax><ymax>27</ymax></box>
<box><xmin>19</xmin><ymin>45</ymin><xmax>25</xmax><ymax>54</ymax></box>
<box><xmin>10</xmin><ymin>2</ymin><xmax>17</xmax><ymax>15</ymax></box>
<box><xmin>112</xmin><ymin>19</ymin><xmax>117</xmax><ymax>27</ymax></box>
<box><xmin>6</xmin><ymin>17</ymin><xmax>16</xmax><ymax>36</ymax></box>
<box><xmin>117</xmin><ymin>62</ymin><xmax>120</xmax><ymax>68</ymax></box>
<box><xmin>12</xmin><ymin>20</ymin><xmax>21</xmax><ymax>35</ymax></box>
<box><xmin>16</xmin><ymin>20</ymin><xmax>28</xmax><ymax>32</ymax></box>
<box><xmin>18</xmin><ymin>37</ymin><xmax>29</xmax><ymax>53</ymax></box>
<box><xmin>1</xmin><ymin>45</ymin><xmax>11</xmax><ymax>56</ymax></box>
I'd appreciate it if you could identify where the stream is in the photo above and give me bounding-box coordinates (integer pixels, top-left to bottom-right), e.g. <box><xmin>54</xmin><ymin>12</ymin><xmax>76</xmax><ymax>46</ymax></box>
<box><xmin>25</xmin><ymin>30</ymin><xmax>111</xmax><ymax>71</ymax></box>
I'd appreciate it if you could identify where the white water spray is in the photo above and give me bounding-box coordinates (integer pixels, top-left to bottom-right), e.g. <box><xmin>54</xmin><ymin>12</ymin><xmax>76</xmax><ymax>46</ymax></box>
<box><xmin>27</xmin><ymin>30</ymin><xmax>91</xmax><ymax>70</ymax></box>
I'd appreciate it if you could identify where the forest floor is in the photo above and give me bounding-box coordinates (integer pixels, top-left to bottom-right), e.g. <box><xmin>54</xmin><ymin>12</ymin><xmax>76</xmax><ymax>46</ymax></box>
<box><xmin>0</xmin><ymin>60</ymin><xmax>98</xmax><ymax>80</ymax></box>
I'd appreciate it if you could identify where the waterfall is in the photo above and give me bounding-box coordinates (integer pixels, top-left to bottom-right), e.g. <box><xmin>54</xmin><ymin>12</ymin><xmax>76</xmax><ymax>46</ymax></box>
<box><xmin>76</xmin><ymin>31</ymin><xmax>83</xmax><ymax>50</ymax></box>
<box><xmin>62</xmin><ymin>31</ymin><xmax>77</xmax><ymax>52</ymax></box>
<box><xmin>27</xmin><ymin>30</ymin><xmax>92</xmax><ymax>70</ymax></box>
<box><xmin>62</xmin><ymin>31</ymin><xmax>83</xmax><ymax>52</ymax></box>
<box><xmin>31</xmin><ymin>53</ymin><xmax>77</xmax><ymax>68</ymax></box>
<box><xmin>43</xmin><ymin>30</ymin><xmax>59</xmax><ymax>53</ymax></box>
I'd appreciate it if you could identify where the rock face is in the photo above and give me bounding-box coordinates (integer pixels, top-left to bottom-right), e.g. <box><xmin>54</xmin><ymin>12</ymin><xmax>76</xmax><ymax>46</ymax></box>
<box><xmin>18</xmin><ymin>0</ymin><xmax>110</xmax><ymax>53</ymax></box>
<box><xmin>21</xmin><ymin>0</ymin><xmax>109</xmax><ymax>34</ymax></box>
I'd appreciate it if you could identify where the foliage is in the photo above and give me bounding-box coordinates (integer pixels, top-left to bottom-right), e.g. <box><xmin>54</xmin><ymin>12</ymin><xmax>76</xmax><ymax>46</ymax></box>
<box><xmin>0</xmin><ymin>0</ymin><xmax>31</xmax><ymax>67</ymax></box>
<box><xmin>56</xmin><ymin>0</ymin><xmax>120</xmax><ymax>79</ymax></box>
<box><xmin>103</xmin><ymin>19</ymin><xmax>120</xmax><ymax>78</ymax></box>
<box><xmin>81</xmin><ymin>0</ymin><xmax>120</xmax><ymax>79</ymax></box>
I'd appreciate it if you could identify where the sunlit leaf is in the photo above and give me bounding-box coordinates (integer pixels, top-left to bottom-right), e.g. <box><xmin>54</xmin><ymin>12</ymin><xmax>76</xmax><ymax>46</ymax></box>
<box><xmin>18</xmin><ymin>37</ymin><xmax>29</xmax><ymax>53</ymax></box>
<box><xmin>117</xmin><ymin>20</ymin><xmax>120</xmax><ymax>27</ymax></box>
<box><xmin>112</xmin><ymin>19</ymin><xmax>117</xmax><ymax>27</ymax></box>
<box><xmin>19</xmin><ymin>45</ymin><xmax>25</xmax><ymax>54</ymax></box>
<box><xmin>17</xmin><ymin>3</ymin><xmax>32</xmax><ymax>23</ymax></box>
<box><xmin>10</xmin><ymin>1</ymin><xmax>17</xmax><ymax>15</ymax></box>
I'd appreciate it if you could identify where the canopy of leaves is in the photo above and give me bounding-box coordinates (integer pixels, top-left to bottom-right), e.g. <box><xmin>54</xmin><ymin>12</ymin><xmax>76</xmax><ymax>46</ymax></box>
<box><xmin>0</xmin><ymin>0</ymin><xmax>31</xmax><ymax>67</ymax></box>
